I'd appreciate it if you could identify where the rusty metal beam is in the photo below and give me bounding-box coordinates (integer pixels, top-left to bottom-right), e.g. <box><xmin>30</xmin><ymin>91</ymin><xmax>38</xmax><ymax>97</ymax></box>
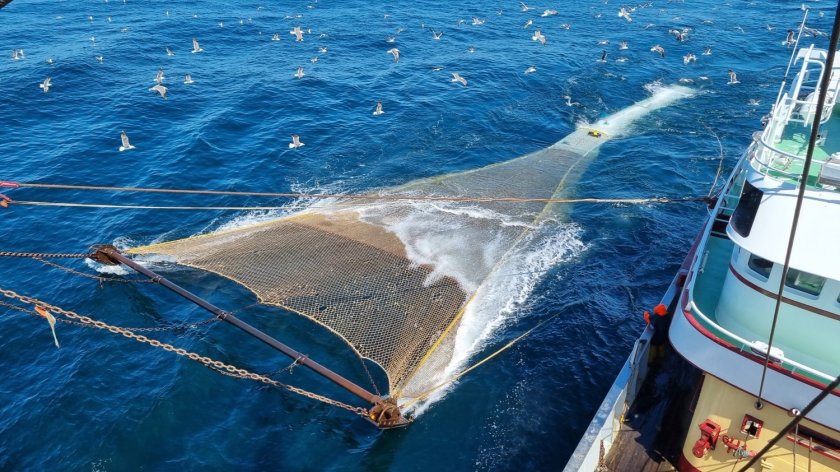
<box><xmin>90</xmin><ymin>245</ymin><xmax>388</xmax><ymax>406</ymax></box>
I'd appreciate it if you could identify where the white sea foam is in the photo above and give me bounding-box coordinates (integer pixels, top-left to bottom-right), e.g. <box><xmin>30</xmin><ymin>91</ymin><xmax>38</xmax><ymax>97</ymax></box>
<box><xmin>408</xmin><ymin>222</ymin><xmax>587</xmax><ymax>415</ymax></box>
<box><xmin>590</xmin><ymin>82</ymin><xmax>693</xmax><ymax>137</ymax></box>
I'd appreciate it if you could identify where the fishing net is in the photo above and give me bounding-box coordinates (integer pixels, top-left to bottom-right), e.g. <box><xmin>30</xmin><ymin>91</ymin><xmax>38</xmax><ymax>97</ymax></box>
<box><xmin>128</xmin><ymin>86</ymin><xmax>689</xmax><ymax>401</ymax></box>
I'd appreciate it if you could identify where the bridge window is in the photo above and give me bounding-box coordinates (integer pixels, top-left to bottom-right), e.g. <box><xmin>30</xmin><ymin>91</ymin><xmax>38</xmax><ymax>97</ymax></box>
<box><xmin>731</xmin><ymin>181</ymin><xmax>763</xmax><ymax>237</ymax></box>
<box><xmin>785</xmin><ymin>268</ymin><xmax>825</xmax><ymax>296</ymax></box>
<box><xmin>747</xmin><ymin>254</ymin><xmax>773</xmax><ymax>279</ymax></box>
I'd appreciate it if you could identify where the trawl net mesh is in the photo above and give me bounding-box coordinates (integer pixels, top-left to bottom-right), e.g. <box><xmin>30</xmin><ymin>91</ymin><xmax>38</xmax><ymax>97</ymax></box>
<box><xmin>128</xmin><ymin>86</ymin><xmax>690</xmax><ymax>400</ymax></box>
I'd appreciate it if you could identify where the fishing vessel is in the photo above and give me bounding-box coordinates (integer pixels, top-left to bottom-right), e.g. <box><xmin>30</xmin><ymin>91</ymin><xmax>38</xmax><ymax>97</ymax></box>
<box><xmin>566</xmin><ymin>13</ymin><xmax>840</xmax><ymax>472</ymax></box>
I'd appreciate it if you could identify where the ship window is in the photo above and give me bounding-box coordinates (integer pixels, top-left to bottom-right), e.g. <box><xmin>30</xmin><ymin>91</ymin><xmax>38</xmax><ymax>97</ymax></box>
<box><xmin>731</xmin><ymin>181</ymin><xmax>763</xmax><ymax>237</ymax></box>
<box><xmin>747</xmin><ymin>254</ymin><xmax>773</xmax><ymax>279</ymax></box>
<box><xmin>784</xmin><ymin>268</ymin><xmax>825</xmax><ymax>296</ymax></box>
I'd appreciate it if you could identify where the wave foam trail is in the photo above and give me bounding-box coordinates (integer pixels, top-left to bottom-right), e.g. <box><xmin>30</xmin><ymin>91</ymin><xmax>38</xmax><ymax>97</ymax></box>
<box><xmin>407</xmin><ymin>222</ymin><xmax>587</xmax><ymax>415</ymax></box>
<box><xmin>586</xmin><ymin>83</ymin><xmax>693</xmax><ymax>138</ymax></box>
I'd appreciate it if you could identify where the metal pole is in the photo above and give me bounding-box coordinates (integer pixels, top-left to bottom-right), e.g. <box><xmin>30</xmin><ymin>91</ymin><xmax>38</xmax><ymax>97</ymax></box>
<box><xmin>91</xmin><ymin>245</ymin><xmax>381</xmax><ymax>405</ymax></box>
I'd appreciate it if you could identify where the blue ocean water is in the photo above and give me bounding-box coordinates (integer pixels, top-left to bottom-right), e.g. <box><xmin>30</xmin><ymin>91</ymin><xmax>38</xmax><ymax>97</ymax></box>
<box><xmin>0</xmin><ymin>1</ymin><xmax>835</xmax><ymax>470</ymax></box>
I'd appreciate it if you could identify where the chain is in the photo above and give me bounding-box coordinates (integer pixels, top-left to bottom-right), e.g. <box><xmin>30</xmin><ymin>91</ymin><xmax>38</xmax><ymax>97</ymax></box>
<box><xmin>0</xmin><ymin>251</ymin><xmax>88</xmax><ymax>259</ymax></box>
<box><xmin>0</xmin><ymin>287</ymin><xmax>369</xmax><ymax>418</ymax></box>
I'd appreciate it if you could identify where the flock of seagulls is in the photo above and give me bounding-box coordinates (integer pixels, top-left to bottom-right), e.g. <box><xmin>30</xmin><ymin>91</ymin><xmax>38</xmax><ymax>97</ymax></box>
<box><xmin>13</xmin><ymin>2</ymin><xmax>808</xmax><ymax>154</ymax></box>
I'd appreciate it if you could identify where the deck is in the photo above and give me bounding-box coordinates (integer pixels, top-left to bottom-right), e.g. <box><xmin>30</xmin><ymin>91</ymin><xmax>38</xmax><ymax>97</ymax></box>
<box><xmin>602</xmin><ymin>345</ymin><xmax>702</xmax><ymax>471</ymax></box>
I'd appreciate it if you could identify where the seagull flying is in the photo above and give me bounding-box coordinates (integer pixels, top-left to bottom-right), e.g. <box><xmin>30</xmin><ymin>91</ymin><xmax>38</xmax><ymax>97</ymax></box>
<box><xmin>524</xmin><ymin>66</ymin><xmax>537</xmax><ymax>74</ymax></box>
<box><xmin>149</xmin><ymin>84</ymin><xmax>167</xmax><ymax>98</ymax></box>
<box><xmin>119</xmin><ymin>130</ymin><xmax>135</xmax><ymax>151</ymax></box>
<box><xmin>542</xmin><ymin>9</ymin><xmax>558</xmax><ymax>17</ymax></box>
<box><xmin>683</xmin><ymin>53</ymin><xmax>696</xmax><ymax>64</ymax></box>
<box><xmin>523</xmin><ymin>19</ymin><xmax>532</xmax><ymax>29</ymax></box>
<box><xmin>155</xmin><ymin>68</ymin><xmax>165</xmax><ymax>84</ymax></box>
<box><xmin>432</xmin><ymin>30</ymin><xmax>443</xmax><ymax>40</ymax></box>
<box><xmin>373</xmin><ymin>101</ymin><xmax>384</xmax><ymax>116</ymax></box>
<box><xmin>618</xmin><ymin>7</ymin><xmax>632</xmax><ymax>22</ymax></box>
<box><xmin>520</xmin><ymin>2</ymin><xmax>532</xmax><ymax>12</ymax></box>
<box><xmin>39</xmin><ymin>77</ymin><xmax>52</xmax><ymax>93</ymax></box>
<box><xmin>290</xmin><ymin>26</ymin><xmax>304</xmax><ymax>42</ymax></box>
<box><xmin>184</xmin><ymin>73</ymin><xmax>194</xmax><ymax>84</ymax></box>
<box><xmin>387</xmin><ymin>47</ymin><xmax>400</xmax><ymax>62</ymax></box>
<box><xmin>651</xmin><ymin>45</ymin><xmax>665</xmax><ymax>57</ymax></box>
<box><xmin>271</xmin><ymin>33</ymin><xmax>281</xmax><ymax>41</ymax></box>
<box><xmin>289</xmin><ymin>134</ymin><xmax>305</xmax><ymax>149</ymax></box>
<box><xmin>295</xmin><ymin>66</ymin><xmax>304</xmax><ymax>79</ymax></box>
<box><xmin>619</xmin><ymin>40</ymin><xmax>628</xmax><ymax>50</ymax></box>
<box><xmin>166</xmin><ymin>47</ymin><xmax>175</xmax><ymax>56</ymax></box>
<box><xmin>451</xmin><ymin>72</ymin><xmax>467</xmax><ymax>87</ymax></box>
<box><xmin>532</xmin><ymin>29</ymin><xmax>546</xmax><ymax>46</ymax></box>
<box><xmin>472</xmin><ymin>17</ymin><xmax>485</xmax><ymax>25</ymax></box>
<box><xmin>192</xmin><ymin>38</ymin><xmax>203</xmax><ymax>53</ymax></box>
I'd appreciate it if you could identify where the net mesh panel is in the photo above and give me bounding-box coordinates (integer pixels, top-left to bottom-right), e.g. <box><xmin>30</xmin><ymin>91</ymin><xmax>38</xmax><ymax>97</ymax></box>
<box><xmin>129</xmin><ymin>132</ymin><xmax>604</xmax><ymax>399</ymax></box>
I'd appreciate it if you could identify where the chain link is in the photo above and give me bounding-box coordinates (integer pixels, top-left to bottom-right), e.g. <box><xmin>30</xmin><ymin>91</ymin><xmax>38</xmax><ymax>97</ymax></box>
<box><xmin>0</xmin><ymin>251</ymin><xmax>88</xmax><ymax>259</ymax></box>
<box><xmin>0</xmin><ymin>287</ymin><xmax>369</xmax><ymax>418</ymax></box>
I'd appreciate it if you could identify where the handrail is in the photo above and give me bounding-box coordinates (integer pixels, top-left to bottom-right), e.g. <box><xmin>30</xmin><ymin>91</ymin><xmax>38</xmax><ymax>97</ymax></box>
<box><xmin>686</xmin><ymin>298</ymin><xmax>835</xmax><ymax>384</ymax></box>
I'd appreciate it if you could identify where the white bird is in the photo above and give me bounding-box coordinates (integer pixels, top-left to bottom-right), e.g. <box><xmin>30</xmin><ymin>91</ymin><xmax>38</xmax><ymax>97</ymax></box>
<box><xmin>184</xmin><ymin>74</ymin><xmax>194</xmax><ymax>84</ymax></box>
<box><xmin>95</xmin><ymin>55</ymin><xmax>104</xmax><ymax>63</ymax></box>
<box><xmin>166</xmin><ymin>47</ymin><xmax>175</xmax><ymax>56</ymax></box>
<box><xmin>532</xmin><ymin>29</ymin><xmax>546</xmax><ymax>46</ymax></box>
<box><xmin>432</xmin><ymin>30</ymin><xmax>443</xmax><ymax>40</ymax></box>
<box><xmin>289</xmin><ymin>134</ymin><xmax>305</xmax><ymax>149</ymax></box>
<box><xmin>46</xmin><ymin>57</ymin><xmax>54</xmax><ymax>64</ymax></box>
<box><xmin>669</xmin><ymin>29</ymin><xmax>686</xmax><ymax>42</ymax></box>
<box><xmin>542</xmin><ymin>9</ymin><xmax>558</xmax><ymax>17</ymax></box>
<box><xmin>290</xmin><ymin>26</ymin><xmax>304</xmax><ymax>42</ymax></box>
<box><xmin>295</xmin><ymin>66</ymin><xmax>304</xmax><ymax>79</ymax></box>
<box><xmin>39</xmin><ymin>77</ymin><xmax>52</xmax><ymax>93</ymax></box>
<box><xmin>155</xmin><ymin>68</ymin><xmax>165</xmax><ymax>84</ymax></box>
<box><xmin>619</xmin><ymin>40</ymin><xmax>628</xmax><ymax>50</ymax></box>
<box><xmin>683</xmin><ymin>53</ymin><xmax>696</xmax><ymax>65</ymax></box>
<box><xmin>88</xmin><ymin>15</ymin><xmax>94</xmax><ymax>22</ymax></box>
<box><xmin>119</xmin><ymin>130</ymin><xmax>135</xmax><ymax>151</ymax></box>
<box><xmin>218</xmin><ymin>21</ymin><xmax>224</xmax><ymax>27</ymax></box>
<box><xmin>192</xmin><ymin>38</ymin><xmax>203</xmax><ymax>53</ymax></box>
<box><xmin>90</xmin><ymin>36</ymin><xmax>96</xmax><ymax>45</ymax></box>
<box><xmin>271</xmin><ymin>33</ymin><xmax>281</xmax><ymax>41</ymax></box>
<box><xmin>373</xmin><ymin>101</ymin><xmax>384</xmax><ymax>116</ymax></box>
<box><xmin>318</xmin><ymin>46</ymin><xmax>328</xmax><ymax>53</ymax></box>
<box><xmin>387</xmin><ymin>47</ymin><xmax>400</xmax><ymax>62</ymax></box>
<box><xmin>472</xmin><ymin>17</ymin><xmax>485</xmax><ymax>25</ymax></box>
<box><xmin>467</xmin><ymin>46</ymin><xmax>475</xmax><ymax>53</ymax></box>
<box><xmin>310</xmin><ymin>56</ymin><xmax>319</xmax><ymax>63</ymax></box>
<box><xmin>523</xmin><ymin>19</ymin><xmax>532</xmax><ymax>29</ymax></box>
<box><xmin>651</xmin><ymin>45</ymin><xmax>665</xmax><ymax>57</ymax></box>
<box><xmin>520</xmin><ymin>2</ymin><xmax>532</xmax><ymax>12</ymax></box>
<box><xmin>524</xmin><ymin>66</ymin><xmax>537</xmax><ymax>74</ymax></box>
<box><xmin>451</xmin><ymin>72</ymin><xmax>467</xmax><ymax>87</ymax></box>
<box><xmin>559</xmin><ymin>23</ymin><xmax>571</xmax><ymax>30</ymax></box>
<box><xmin>728</xmin><ymin>69</ymin><xmax>739</xmax><ymax>84</ymax></box>
<box><xmin>149</xmin><ymin>84</ymin><xmax>168</xmax><ymax>98</ymax></box>
<box><xmin>618</xmin><ymin>7</ymin><xmax>632</xmax><ymax>22</ymax></box>
<box><xmin>702</xmin><ymin>46</ymin><xmax>712</xmax><ymax>55</ymax></box>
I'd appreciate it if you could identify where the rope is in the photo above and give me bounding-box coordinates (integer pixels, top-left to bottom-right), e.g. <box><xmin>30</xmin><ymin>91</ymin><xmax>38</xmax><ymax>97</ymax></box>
<box><xmin>7</xmin><ymin>196</ymin><xmax>708</xmax><ymax>211</ymax></box>
<box><xmin>401</xmin><ymin>312</ymin><xmax>560</xmax><ymax>409</ymax></box>
<box><xmin>3</xmin><ymin>181</ymin><xmax>710</xmax><ymax>206</ymax></box>
<box><xmin>34</xmin><ymin>257</ymin><xmax>154</xmax><ymax>284</ymax></box>
<box><xmin>0</xmin><ymin>287</ymin><xmax>368</xmax><ymax>418</ymax></box>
